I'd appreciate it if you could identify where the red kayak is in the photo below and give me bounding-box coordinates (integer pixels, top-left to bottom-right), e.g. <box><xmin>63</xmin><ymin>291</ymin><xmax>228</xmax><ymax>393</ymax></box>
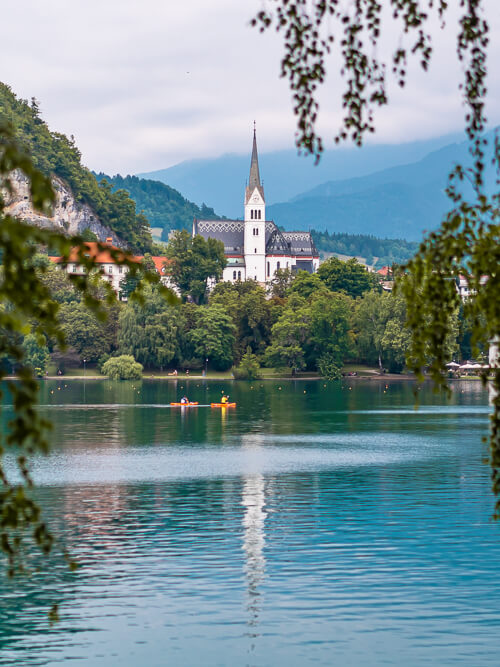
<box><xmin>170</xmin><ymin>402</ymin><xmax>199</xmax><ymax>406</ymax></box>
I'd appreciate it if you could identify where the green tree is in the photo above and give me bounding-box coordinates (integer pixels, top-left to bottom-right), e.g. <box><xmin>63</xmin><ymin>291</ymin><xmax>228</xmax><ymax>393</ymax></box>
<box><xmin>306</xmin><ymin>291</ymin><xmax>353</xmax><ymax>370</ymax></box>
<box><xmin>210</xmin><ymin>280</ymin><xmax>275</xmax><ymax>360</ymax></box>
<box><xmin>37</xmin><ymin>263</ymin><xmax>80</xmax><ymax>305</ymax></box>
<box><xmin>166</xmin><ymin>229</ymin><xmax>226</xmax><ymax>304</ymax></box>
<box><xmin>354</xmin><ymin>290</ymin><xmax>412</xmax><ymax>372</ymax></box>
<box><xmin>58</xmin><ymin>301</ymin><xmax>118</xmax><ymax>362</ymax></box>
<box><xmin>317</xmin><ymin>353</ymin><xmax>342</xmax><ymax>381</ymax></box>
<box><xmin>265</xmin><ymin>296</ymin><xmax>311</xmax><ymax>372</ymax></box>
<box><xmin>118</xmin><ymin>285</ymin><xmax>179</xmax><ymax>369</ymax></box>
<box><xmin>102</xmin><ymin>354</ymin><xmax>143</xmax><ymax>380</ymax></box>
<box><xmin>317</xmin><ymin>257</ymin><xmax>379</xmax><ymax>298</ymax></box>
<box><xmin>269</xmin><ymin>267</ymin><xmax>293</xmax><ymax>298</ymax></box>
<box><xmin>22</xmin><ymin>334</ymin><xmax>49</xmax><ymax>376</ymax></box>
<box><xmin>254</xmin><ymin>0</ymin><xmax>500</xmax><ymax>513</ymax></box>
<box><xmin>188</xmin><ymin>304</ymin><xmax>236</xmax><ymax>370</ymax></box>
<box><xmin>233</xmin><ymin>347</ymin><xmax>261</xmax><ymax>380</ymax></box>
<box><xmin>288</xmin><ymin>270</ymin><xmax>327</xmax><ymax>300</ymax></box>
<box><xmin>0</xmin><ymin>117</ymin><xmax>154</xmax><ymax>579</ymax></box>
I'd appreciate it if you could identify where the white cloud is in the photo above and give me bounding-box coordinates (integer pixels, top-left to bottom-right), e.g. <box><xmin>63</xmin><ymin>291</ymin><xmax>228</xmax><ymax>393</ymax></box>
<box><xmin>2</xmin><ymin>0</ymin><xmax>499</xmax><ymax>174</ymax></box>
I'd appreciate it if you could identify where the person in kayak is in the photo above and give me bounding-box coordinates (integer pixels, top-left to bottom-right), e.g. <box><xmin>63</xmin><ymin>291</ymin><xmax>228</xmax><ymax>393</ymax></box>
<box><xmin>221</xmin><ymin>395</ymin><xmax>229</xmax><ymax>405</ymax></box>
<box><xmin>180</xmin><ymin>396</ymin><xmax>189</xmax><ymax>404</ymax></box>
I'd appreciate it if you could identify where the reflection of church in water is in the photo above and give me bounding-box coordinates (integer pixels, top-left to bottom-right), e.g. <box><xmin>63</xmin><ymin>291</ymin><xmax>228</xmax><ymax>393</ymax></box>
<box><xmin>240</xmin><ymin>434</ymin><xmax>268</xmax><ymax>638</ymax></box>
<box><xmin>193</xmin><ymin>128</ymin><xmax>320</xmax><ymax>285</ymax></box>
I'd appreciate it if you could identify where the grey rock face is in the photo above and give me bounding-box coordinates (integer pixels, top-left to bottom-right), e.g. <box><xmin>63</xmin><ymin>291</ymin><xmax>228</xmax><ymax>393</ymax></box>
<box><xmin>4</xmin><ymin>171</ymin><xmax>125</xmax><ymax>246</ymax></box>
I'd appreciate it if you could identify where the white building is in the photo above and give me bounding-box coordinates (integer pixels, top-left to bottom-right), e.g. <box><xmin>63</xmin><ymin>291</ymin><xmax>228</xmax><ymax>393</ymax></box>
<box><xmin>50</xmin><ymin>241</ymin><xmax>170</xmax><ymax>296</ymax></box>
<box><xmin>193</xmin><ymin>128</ymin><xmax>319</xmax><ymax>285</ymax></box>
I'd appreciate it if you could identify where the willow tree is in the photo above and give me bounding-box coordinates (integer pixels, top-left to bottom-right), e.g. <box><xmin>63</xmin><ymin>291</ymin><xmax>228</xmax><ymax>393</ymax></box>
<box><xmin>253</xmin><ymin>0</ymin><xmax>500</xmax><ymax>513</ymax></box>
<box><xmin>0</xmin><ymin>122</ymin><xmax>171</xmax><ymax>587</ymax></box>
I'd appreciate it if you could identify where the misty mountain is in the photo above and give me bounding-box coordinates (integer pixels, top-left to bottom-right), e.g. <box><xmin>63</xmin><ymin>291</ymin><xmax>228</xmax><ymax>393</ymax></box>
<box><xmin>138</xmin><ymin>132</ymin><xmax>465</xmax><ymax>218</ymax></box>
<box><xmin>267</xmin><ymin>132</ymin><xmax>498</xmax><ymax>241</ymax></box>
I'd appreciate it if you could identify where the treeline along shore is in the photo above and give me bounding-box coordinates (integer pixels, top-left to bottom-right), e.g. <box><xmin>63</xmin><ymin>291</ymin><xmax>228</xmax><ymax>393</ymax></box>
<box><xmin>17</xmin><ymin>247</ymin><xmax>477</xmax><ymax>382</ymax></box>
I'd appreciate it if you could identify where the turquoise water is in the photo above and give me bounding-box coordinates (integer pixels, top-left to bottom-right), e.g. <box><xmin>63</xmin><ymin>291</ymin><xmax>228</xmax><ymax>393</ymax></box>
<box><xmin>0</xmin><ymin>379</ymin><xmax>498</xmax><ymax>666</ymax></box>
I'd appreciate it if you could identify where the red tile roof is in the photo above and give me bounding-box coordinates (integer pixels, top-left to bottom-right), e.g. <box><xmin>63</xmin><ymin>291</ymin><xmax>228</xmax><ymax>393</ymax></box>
<box><xmin>50</xmin><ymin>242</ymin><xmax>141</xmax><ymax>265</ymax></box>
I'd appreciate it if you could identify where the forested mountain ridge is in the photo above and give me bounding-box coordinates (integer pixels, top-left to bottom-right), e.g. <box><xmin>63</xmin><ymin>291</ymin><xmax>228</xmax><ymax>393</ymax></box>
<box><xmin>95</xmin><ymin>173</ymin><xmax>223</xmax><ymax>241</ymax></box>
<box><xmin>311</xmin><ymin>231</ymin><xmax>418</xmax><ymax>268</ymax></box>
<box><xmin>0</xmin><ymin>82</ymin><xmax>152</xmax><ymax>251</ymax></box>
<box><xmin>268</xmin><ymin>131</ymin><xmax>498</xmax><ymax>241</ymax></box>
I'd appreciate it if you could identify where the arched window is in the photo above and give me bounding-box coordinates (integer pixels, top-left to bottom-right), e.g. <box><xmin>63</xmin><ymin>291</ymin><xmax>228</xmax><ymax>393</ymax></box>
<box><xmin>255</xmin><ymin>248</ymin><xmax>257</xmax><ymax>253</ymax></box>
<box><xmin>250</xmin><ymin>210</ymin><xmax>254</xmax><ymax>220</ymax></box>
<box><xmin>277</xmin><ymin>261</ymin><xmax>280</xmax><ymax>270</ymax></box>
<box><xmin>267</xmin><ymin>262</ymin><xmax>270</xmax><ymax>277</ymax></box>
<box><xmin>258</xmin><ymin>210</ymin><xmax>261</xmax><ymax>220</ymax></box>
<box><xmin>233</xmin><ymin>270</ymin><xmax>237</xmax><ymax>280</ymax></box>
<box><xmin>238</xmin><ymin>271</ymin><xmax>241</xmax><ymax>280</ymax></box>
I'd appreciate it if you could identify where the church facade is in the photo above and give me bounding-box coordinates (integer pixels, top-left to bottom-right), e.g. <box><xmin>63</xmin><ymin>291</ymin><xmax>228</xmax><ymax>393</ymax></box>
<box><xmin>192</xmin><ymin>129</ymin><xmax>319</xmax><ymax>285</ymax></box>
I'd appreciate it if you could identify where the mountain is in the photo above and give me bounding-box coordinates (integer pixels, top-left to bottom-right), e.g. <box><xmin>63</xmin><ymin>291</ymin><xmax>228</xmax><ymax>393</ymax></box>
<box><xmin>95</xmin><ymin>174</ymin><xmax>223</xmax><ymax>242</ymax></box>
<box><xmin>267</xmin><ymin>133</ymin><xmax>498</xmax><ymax>241</ymax></box>
<box><xmin>0</xmin><ymin>82</ymin><xmax>152</xmax><ymax>251</ymax></box>
<box><xmin>138</xmin><ymin>133</ymin><xmax>465</xmax><ymax>218</ymax></box>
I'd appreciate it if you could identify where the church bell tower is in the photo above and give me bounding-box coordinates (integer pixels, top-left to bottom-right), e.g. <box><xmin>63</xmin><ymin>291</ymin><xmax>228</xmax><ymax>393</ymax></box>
<box><xmin>244</xmin><ymin>124</ymin><xmax>266</xmax><ymax>282</ymax></box>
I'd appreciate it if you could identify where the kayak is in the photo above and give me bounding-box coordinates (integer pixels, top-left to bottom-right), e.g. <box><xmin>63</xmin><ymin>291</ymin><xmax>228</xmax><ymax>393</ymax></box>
<box><xmin>210</xmin><ymin>402</ymin><xmax>236</xmax><ymax>408</ymax></box>
<box><xmin>170</xmin><ymin>402</ymin><xmax>199</xmax><ymax>406</ymax></box>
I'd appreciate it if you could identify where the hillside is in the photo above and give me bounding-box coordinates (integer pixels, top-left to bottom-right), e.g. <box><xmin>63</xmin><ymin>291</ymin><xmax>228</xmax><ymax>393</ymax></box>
<box><xmin>269</xmin><ymin>181</ymin><xmax>448</xmax><ymax>241</ymax></box>
<box><xmin>311</xmin><ymin>231</ymin><xmax>418</xmax><ymax>268</ymax></box>
<box><xmin>0</xmin><ymin>83</ymin><xmax>152</xmax><ymax>251</ymax></box>
<box><xmin>138</xmin><ymin>132</ymin><xmax>464</xmax><ymax>218</ymax></box>
<box><xmin>95</xmin><ymin>174</ymin><xmax>223</xmax><ymax>242</ymax></box>
<box><xmin>267</xmin><ymin>133</ymin><xmax>497</xmax><ymax>241</ymax></box>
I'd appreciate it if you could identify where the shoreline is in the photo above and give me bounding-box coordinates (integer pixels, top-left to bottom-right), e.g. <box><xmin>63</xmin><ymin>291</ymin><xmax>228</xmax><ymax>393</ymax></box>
<box><xmin>6</xmin><ymin>373</ymin><xmax>487</xmax><ymax>383</ymax></box>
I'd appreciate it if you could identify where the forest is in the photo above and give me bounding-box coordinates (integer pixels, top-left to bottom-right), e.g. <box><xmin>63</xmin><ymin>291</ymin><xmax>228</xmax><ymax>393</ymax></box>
<box><xmin>20</xmin><ymin>250</ymin><xmax>471</xmax><ymax>381</ymax></box>
<box><xmin>310</xmin><ymin>230</ymin><xmax>419</xmax><ymax>268</ymax></box>
<box><xmin>95</xmin><ymin>173</ymin><xmax>222</xmax><ymax>241</ymax></box>
<box><xmin>0</xmin><ymin>83</ymin><xmax>152</xmax><ymax>252</ymax></box>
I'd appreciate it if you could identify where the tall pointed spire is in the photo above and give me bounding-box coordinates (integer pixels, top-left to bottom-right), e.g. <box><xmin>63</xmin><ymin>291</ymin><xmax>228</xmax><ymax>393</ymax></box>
<box><xmin>245</xmin><ymin>123</ymin><xmax>264</xmax><ymax>204</ymax></box>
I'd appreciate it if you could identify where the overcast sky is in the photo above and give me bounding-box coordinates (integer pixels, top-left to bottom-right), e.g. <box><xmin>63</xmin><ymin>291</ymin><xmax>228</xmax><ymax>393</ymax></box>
<box><xmin>2</xmin><ymin>0</ymin><xmax>499</xmax><ymax>175</ymax></box>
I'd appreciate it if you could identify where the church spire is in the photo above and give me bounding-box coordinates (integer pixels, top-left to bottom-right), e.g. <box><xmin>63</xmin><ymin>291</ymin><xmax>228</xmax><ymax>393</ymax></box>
<box><xmin>245</xmin><ymin>123</ymin><xmax>264</xmax><ymax>204</ymax></box>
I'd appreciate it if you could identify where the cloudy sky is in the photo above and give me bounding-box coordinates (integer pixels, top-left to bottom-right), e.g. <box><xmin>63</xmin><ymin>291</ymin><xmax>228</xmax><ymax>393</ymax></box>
<box><xmin>2</xmin><ymin>0</ymin><xmax>499</xmax><ymax>175</ymax></box>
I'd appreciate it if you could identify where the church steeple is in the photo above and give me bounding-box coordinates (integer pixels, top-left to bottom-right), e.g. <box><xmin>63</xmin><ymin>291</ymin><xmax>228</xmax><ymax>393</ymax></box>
<box><xmin>245</xmin><ymin>123</ymin><xmax>264</xmax><ymax>204</ymax></box>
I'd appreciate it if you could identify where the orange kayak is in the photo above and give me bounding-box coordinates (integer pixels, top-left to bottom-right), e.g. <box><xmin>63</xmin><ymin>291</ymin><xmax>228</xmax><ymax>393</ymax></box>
<box><xmin>211</xmin><ymin>403</ymin><xmax>236</xmax><ymax>408</ymax></box>
<box><xmin>170</xmin><ymin>402</ymin><xmax>199</xmax><ymax>406</ymax></box>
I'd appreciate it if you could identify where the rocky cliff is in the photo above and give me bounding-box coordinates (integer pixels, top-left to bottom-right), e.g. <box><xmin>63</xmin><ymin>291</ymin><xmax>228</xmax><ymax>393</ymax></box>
<box><xmin>4</xmin><ymin>170</ymin><xmax>125</xmax><ymax>246</ymax></box>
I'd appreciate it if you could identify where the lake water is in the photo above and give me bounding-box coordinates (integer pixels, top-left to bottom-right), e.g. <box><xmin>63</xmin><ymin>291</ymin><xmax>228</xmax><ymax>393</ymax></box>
<box><xmin>0</xmin><ymin>378</ymin><xmax>498</xmax><ymax>666</ymax></box>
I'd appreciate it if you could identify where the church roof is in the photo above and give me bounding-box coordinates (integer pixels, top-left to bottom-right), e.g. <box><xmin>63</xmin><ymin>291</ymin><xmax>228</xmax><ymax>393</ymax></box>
<box><xmin>193</xmin><ymin>219</ymin><xmax>245</xmax><ymax>254</ymax></box>
<box><xmin>245</xmin><ymin>127</ymin><xmax>265</xmax><ymax>204</ymax></box>
<box><xmin>282</xmin><ymin>231</ymin><xmax>319</xmax><ymax>257</ymax></box>
<box><xmin>193</xmin><ymin>219</ymin><xmax>319</xmax><ymax>258</ymax></box>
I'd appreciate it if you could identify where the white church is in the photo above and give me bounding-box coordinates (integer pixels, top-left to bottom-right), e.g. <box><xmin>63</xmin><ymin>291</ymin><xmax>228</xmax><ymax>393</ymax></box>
<box><xmin>193</xmin><ymin>128</ymin><xmax>319</xmax><ymax>285</ymax></box>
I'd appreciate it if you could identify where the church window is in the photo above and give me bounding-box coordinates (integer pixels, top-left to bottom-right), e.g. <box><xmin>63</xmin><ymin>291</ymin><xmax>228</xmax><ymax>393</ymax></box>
<box><xmin>277</xmin><ymin>261</ymin><xmax>280</xmax><ymax>270</ymax></box>
<box><xmin>250</xmin><ymin>210</ymin><xmax>254</xmax><ymax>220</ymax></box>
<box><xmin>254</xmin><ymin>248</ymin><xmax>257</xmax><ymax>253</ymax></box>
<box><xmin>267</xmin><ymin>262</ymin><xmax>270</xmax><ymax>277</ymax></box>
<box><xmin>258</xmin><ymin>210</ymin><xmax>261</xmax><ymax>220</ymax></box>
<box><xmin>238</xmin><ymin>271</ymin><xmax>241</xmax><ymax>280</ymax></box>
<box><xmin>233</xmin><ymin>270</ymin><xmax>237</xmax><ymax>280</ymax></box>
